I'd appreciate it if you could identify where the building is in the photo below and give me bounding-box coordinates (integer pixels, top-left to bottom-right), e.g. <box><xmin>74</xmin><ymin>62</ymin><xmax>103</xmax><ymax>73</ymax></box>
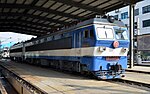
<box><xmin>109</xmin><ymin>0</ymin><xmax>150</xmax><ymax>35</ymax></box>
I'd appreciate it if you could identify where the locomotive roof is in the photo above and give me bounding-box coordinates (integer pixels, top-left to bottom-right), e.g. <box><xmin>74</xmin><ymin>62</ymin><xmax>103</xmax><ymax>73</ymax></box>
<box><xmin>54</xmin><ymin>17</ymin><xmax>125</xmax><ymax>34</ymax></box>
<box><xmin>22</xmin><ymin>17</ymin><xmax>125</xmax><ymax>43</ymax></box>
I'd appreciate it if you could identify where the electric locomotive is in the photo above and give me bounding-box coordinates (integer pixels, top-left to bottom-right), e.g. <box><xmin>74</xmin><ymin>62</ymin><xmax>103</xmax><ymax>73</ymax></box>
<box><xmin>10</xmin><ymin>16</ymin><xmax>129</xmax><ymax>79</ymax></box>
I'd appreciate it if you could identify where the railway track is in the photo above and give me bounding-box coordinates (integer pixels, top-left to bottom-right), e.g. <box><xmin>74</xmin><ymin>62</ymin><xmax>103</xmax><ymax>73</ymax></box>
<box><xmin>107</xmin><ymin>78</ymin><xmax>150</xmax><ymax>92</ymax></box>
<box><xmin>0</xmin><ymin>78</ymin><xmax>7</xmax><ymax>94</ymax></box>
<box><xmin>126</xmin><ymin>69</ymin><xmax>150</xmax><ymax>74</ymax></box>
<box><xmin>114</xmin><ymin>79</ymin><xmax>150</xmax><ymax>88</ymax></box>
<box><xmin>0</xmin><ymin>76</ymin><xmax>18</xmax><ymax>94</ymax></box>
<box><xmin>0</xmin><ymin>60</ymin><xmax>150</xmax><ymax>94</ymax></box>
<box><xmin>52</xmin><ymin>69</ymin><xmax>150</xmax><ymax>90</ymax></box>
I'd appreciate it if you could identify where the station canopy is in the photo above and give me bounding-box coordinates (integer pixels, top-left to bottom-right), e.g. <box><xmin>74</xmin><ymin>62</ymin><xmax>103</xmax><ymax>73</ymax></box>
<box><xmin>0</xmin><ymin>0</ymin><xmax>143</xmax><ymax>36</ymax></box>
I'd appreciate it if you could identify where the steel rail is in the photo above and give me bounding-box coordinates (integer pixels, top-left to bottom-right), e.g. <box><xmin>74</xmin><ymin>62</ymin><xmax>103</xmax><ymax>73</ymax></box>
<box><xmin>109</xmin><ymin>79</ymin><xmax>150</xmax><ymax>89</ymax></box>
<box><xmin>126</xmin><ymin>70</ymin><xmax>150</xmax><ymax>74</ymax></box>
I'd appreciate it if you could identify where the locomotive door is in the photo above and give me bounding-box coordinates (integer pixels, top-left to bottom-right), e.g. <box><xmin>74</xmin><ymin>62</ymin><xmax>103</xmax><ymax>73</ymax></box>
<box><xmin>75</xmin><ymin>32</ymin><xmax>82</xmax><ymax>56</ymax></box>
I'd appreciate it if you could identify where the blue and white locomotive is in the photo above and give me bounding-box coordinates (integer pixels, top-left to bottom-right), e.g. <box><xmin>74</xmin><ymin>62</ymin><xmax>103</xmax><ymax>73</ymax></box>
<box><xmin>10</xmin><ymin>16</ymin><xmax>129</xmax><ymax>79</ymax></box>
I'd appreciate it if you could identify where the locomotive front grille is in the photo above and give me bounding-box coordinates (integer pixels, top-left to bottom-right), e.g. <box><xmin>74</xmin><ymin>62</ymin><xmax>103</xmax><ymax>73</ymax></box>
<box><xmin>110</xmin><ymin>64</ymin><xmax>122</xmax><ymax>72</ymax></box>
<box><xmin>106</xmin><ymin>56</ymin><xmax>120</xmax><ymax>61</ymax></box>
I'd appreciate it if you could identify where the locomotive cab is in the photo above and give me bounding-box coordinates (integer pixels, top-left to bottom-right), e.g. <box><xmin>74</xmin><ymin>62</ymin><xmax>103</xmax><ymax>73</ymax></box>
<box><xmin>91</xmin><ymin>20</ymin><xmax>129</xmax><ymax>79</ymax></box>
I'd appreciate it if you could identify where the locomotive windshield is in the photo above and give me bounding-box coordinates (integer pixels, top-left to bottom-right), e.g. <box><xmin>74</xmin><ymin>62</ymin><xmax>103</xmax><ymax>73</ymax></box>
<box><xmin>97</xmin><ymin>27</ymin><xmax>114</xmax><ymax>39</ymax></box>
<box><xmin>4</xmin><ymin>50</ymin><xmax>7</xmax><ymax>52</ymax></box>
<box><xmin>114</xmin><ymin>27</ymin><xmax>128</xmax><ymax>40</ymax></box>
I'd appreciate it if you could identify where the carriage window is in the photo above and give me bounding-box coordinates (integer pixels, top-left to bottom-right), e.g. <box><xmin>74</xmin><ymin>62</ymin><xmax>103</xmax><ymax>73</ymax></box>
<box><xmin>84</xmin><ymin>29</ymin><xmax>94</xmax><ymax>38</ymax></box>
<box><xmin>84</xmin><ymin>30</ymin><xmax>89</xmax><ymax>38</ymax></box>
<box><xmin>54</xmin><ymin>34</ymin><xmax>61</xmax><ymax>40</ymax></box>
<box><xmin>97</xmin><ymin>28</ymin><xmax>114</xmax><ymax>39</ymax></box>
<box><xmin>47</xmin><ymin>36</ymin><xmax>52</xmax><ymax>41</ymax></box>
<box><xmin>35</xmin><ymin>40</ymin><xmax>39</xmax><ymax>44</ymax></box>
<box><xmin>4</xmin><ymin>50</ymin><xmax>7</xmax><ymax>52</ymax></box>
<box><xmin>40</xmin><ymin>38</ymin><xmax>45</xmax><ymax>43</ymax></box>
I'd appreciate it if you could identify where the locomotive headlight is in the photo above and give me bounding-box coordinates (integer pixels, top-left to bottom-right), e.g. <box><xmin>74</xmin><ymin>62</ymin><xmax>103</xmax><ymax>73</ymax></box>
<box><xmin>121</xmin><ymin>48</ymin><xmax>127</xmax><ymax>53</ymax></box>
<box><xmin>107</xmin><ymin>16</ymin><xmax>115</xmax><ymax>23</ymax></box>
<box><xmin>99</xmin><ymin>46</ymin><xmax>106</xmax><ymax>52</ymax></box>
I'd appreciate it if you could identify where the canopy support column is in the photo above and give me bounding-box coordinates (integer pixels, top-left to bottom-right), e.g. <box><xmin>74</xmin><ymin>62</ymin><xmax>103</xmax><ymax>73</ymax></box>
<box><xmin>129</xmin><ymin>4</ymin><xmax>135</xmax><ymax>68</ymax></box>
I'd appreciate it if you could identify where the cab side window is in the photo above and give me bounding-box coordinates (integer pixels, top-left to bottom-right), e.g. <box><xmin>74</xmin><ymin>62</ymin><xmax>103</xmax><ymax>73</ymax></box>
<box><xmin>84</xmin><ymin>29</ymin><xmax>94</xmax><ymax>39</ymax></box>
<box><xmin>84</xmin><ymin>30</ymin><xmax>89</xmax><ymax>38</ymax></box>
<box><xmin>90</xmin><ymin>29</ymin><xmax>94</xmax><ymax>38</ymax></box>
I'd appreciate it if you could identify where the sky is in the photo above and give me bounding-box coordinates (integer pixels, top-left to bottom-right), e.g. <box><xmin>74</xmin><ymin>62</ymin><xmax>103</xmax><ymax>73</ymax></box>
<box><xmin>0</xmin><ymin>32</ymin><xmax>36</xmax><ymax>48</ymax></box>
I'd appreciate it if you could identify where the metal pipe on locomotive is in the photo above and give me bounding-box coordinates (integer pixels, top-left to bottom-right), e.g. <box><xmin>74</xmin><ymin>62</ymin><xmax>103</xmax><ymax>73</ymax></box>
<box><xmin>10</xmin><ymin>16</ymin><xmax>129</xmax><ymax>79</ymax></box>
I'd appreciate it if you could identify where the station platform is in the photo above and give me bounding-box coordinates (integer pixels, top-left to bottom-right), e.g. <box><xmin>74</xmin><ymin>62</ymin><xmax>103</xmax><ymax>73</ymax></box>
<box><xmin>118</xmin><ymin>65</ymin><xmax>150</xmax><ymax>86</ymax></box>
<box><xmin>123</xmin><ymin>71</ymin><xmax>150</xmax><ymax>85</ymax></box>
<box><xmin>136</xmin><ymin>63</ymin><xmax>150</xmax><ymax>67</ymax></box>
<box><xmin>126</xmin><ymin>65</ymin><xmax>150</xmax><ymax>73</ymax></box>
<box><xmin>0</xmin><ymin>59</ymin><xmax>150</xmax><ymax>94</ymax></box>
